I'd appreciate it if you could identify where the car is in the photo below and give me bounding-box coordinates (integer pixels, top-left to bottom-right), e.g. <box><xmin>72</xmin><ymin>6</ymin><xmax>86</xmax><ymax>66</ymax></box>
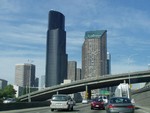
<box><xmin>105</xmin><ymin>97</ymin><xmax>135</xmax><ymax>113</ymax></box>
<box><xmin>91</xmin><ymin>98</ymin><xmax>105</xmax><ymax>110</ymax></box>
<box><xmin>99</xmin><ymin>96</ymin><xmax>108</xmax><ymax>104</ymax></box>
<box><xmin>82</xmin><ymin>99</ymin><xmax>89</xmax><ymax>104</ymax></box>
<box><xmin>3</xmin><ymin>98</ymin><xmax>16</xmax><ymax>104</ymax></box>
<box><xmin>50</xmin><ymin>94</ymin><xmax>74</xmax><ymax>111</ymax></box>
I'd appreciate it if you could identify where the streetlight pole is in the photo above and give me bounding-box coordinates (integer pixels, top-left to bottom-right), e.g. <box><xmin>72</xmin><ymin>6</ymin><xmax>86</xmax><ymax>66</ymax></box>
<box><xmin>127</xmin><ymin>54</ymin><xmax>137</xmax><ymax>99</ymax></box>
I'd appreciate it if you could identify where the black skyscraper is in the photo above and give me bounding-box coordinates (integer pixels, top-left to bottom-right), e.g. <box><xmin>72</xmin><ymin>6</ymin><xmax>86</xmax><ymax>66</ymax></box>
<box><xmin>46</xmin><ymin>10</ymin><xmax>67</xmax><ymax>87</ymax></box>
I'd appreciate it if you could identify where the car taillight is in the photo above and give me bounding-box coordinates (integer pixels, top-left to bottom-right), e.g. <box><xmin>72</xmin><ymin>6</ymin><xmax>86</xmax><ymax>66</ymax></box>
<box><xmin>127</xmin><ymin>105</ymin><xmax>134</xmax><ymax>108</ymax></box>
<box><xmin>108</xmin><ymin>104</ymin><xmax>115</xmax><ymax>108</ymax></box>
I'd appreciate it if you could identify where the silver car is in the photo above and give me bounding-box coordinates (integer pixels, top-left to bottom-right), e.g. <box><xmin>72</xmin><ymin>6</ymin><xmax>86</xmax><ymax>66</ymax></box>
<box><xmin>50</xmin><ymin>94</ymin><xmax>74</xmax><ymax>111</ymax></box>
<box><xmin>105</xmin><ymin>97</ymin><xmax>135</xmax><ymax>113</ymax></box>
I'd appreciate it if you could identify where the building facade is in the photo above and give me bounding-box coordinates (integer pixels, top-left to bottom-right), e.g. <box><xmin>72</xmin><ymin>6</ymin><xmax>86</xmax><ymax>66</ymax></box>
<box><xmin>107</xmin><ymin>52</ymin><xmax>111</xmax><ymax>74</ymax></box>
<box><xmin>76</xmin><ymin>68</ymin><xmax>82</xmax><ymax>80</ymax></box>
<box><xmin>82</xmin><ymin>30</ymin><xmax>107</xmax><ymax>79</ymax></box>
<box><xmin>0</xmin><ymin>79</ymin><xmax>7</xmax><ymax>89</ymax></box>
<box><xmin>41</xmin><ymin>75</ymin><xmax>45</xmax><ymax>89</ymax></box>
<box><xmin>45</xmin><ymin>10</ymin><xmax>68</xmax><ymax>87</ymax></box>
<box><xmin>15</xmin><ymin>64</ymin><xmax>35</xmax><ymax>87</ymax></box>
<box><xmin>67</xmin><ymin>61</ymin><xmax>77</xmax><ymax>81</ymax></box>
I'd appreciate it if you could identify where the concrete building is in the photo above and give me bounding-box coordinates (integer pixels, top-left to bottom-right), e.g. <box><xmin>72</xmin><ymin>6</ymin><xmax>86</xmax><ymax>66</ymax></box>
<box><xmin>34</xmin><ymin>77</ymin><xmax>39</xmax><ymax>88</ymax></box>
<box><xmin>41</xmin><ymin>75</ymin><xmax>45</xmax><ymax>89</ymax></box>
<box><xmin>82</xmin><ymin>30</ymin><xmax>107</xmax><ymax>79</ymax></box>
<box><xmin>45</xmin><ymin>10</ymin><xmax>68</xmax><ymax>87</ymax></box>
<box><xmin>67</xmin><ymin>61</ymin><xmax>77</xmax><ymax>81</ymax></box>
<box><xmin>13</xmin><ymin>85</ymin><xmax>23</xmax><ymax>97</ymax></box>
<box><xmin>107</xmin><ymin>52</ymin><xmax>111</xmax><ymax>74</ymax></box>
<box><xmin>76</xmin><ymin>68</ymin><xmax>82</xmax><ymax>80</ymax></box>
<box><xmin>15</xmin><ymin>64</ymin><xmax>35</xmax><ymax>87</ymax></box>
<box><xmin>0</xmin><ymin>79</ymin><xmax>7</xmax><ymax>89</ymax></box>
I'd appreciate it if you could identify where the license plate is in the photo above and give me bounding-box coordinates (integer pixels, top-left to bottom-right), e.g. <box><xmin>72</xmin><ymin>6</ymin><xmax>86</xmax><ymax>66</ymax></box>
<box><xmin>96</xmin><ymin>105</ymin><xmax>99</xmax><ymax>107</ymax></box>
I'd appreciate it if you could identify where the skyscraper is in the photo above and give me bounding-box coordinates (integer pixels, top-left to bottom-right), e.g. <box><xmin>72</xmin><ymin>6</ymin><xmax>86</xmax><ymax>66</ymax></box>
<box><xmin>76</xmin><ymin>68</ymin><xmax>82</xmax><ymax>80</ymax></box>
<box><xmin>67</xmin><ymin>61</ymin><xmax>77</xmax><ymax>81</ymax></box>
<box><xmin>41</xmin><ymin>75</ymin><xmax>45</xmax><ymax>89</ymax></box>
<box><xmin>107</xmin><ymin>52</ymin><xmax>111</xmax><ymax>74</ymax></box>
<box><xmin>15</xmin><ymin>64</ymin><xmax>35</xmax><ymax>87</ymax></box>
<box><xmin>46</xmin><ymin>10</ymin><xmax>67</xmax><ymax>87</ymax></box>
<box><xmin>0</xmin><ymin>79</ymin><xmax>7</xmax><ymax>89</ymax></box>
<box><xmin>82</xmin><ymin>30</ymin><xmax>107</xmax><ymax>79</ymax></box>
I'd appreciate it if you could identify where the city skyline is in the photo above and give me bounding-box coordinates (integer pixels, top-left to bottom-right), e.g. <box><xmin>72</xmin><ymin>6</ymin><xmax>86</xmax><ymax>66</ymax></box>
<box><xmin>1</xmin><ymin>0</ymin><xmax>150</xmax><ymax>85</ymax></box>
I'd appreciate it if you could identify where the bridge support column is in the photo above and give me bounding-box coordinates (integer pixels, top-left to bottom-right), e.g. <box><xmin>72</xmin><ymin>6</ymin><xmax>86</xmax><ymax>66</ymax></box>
<box><xmin>85</xmin><ymin>85</ymin><xmax>91</xmax><ymax>100</ymax></box>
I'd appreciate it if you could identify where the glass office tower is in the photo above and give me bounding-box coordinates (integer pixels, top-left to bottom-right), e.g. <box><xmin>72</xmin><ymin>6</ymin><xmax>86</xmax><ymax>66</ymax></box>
<box><xmin>45</xmin><ymin>10</ymin><xmax>67</xmax><ymax>87</ymax></box>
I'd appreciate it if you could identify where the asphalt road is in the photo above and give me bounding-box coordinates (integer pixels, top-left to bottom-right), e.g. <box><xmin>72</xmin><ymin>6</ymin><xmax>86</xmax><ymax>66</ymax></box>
<box><xmin>1</xmin><ymin>104</ymin><xmax>150</xmax><ymax>113</ymax></box>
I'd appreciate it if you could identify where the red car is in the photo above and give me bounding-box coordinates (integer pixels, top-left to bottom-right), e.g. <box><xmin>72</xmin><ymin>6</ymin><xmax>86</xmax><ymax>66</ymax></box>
<box><xmin>91</xmin><ymin>98</ymin><xmax>105</xmax><ymax>110</ymax></box>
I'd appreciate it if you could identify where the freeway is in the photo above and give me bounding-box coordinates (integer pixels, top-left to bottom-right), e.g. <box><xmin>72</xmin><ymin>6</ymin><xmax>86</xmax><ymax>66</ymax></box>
<box><xmin>1</xmin><ymin>104</ymin><xmax>150</xmax><ymax>113</ymax></box>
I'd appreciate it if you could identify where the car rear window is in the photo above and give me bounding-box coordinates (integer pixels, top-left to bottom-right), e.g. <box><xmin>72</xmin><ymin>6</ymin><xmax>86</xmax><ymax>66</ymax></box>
<box><xmin>110</xmin><ymin>98</ymin><xmax>131</xmax><ymax>104</ymax></box>
<box><xmin>52</xmin><ymin>96</ymin><xmax>68</xmax><ymax>101</ymax></box>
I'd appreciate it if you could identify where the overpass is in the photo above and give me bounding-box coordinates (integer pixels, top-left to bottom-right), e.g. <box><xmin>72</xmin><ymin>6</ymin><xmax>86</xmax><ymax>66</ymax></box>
<box><xmin>19</xmin><ymin>70</ymin><xmax>150</xmax><ymax>101</ymax></box>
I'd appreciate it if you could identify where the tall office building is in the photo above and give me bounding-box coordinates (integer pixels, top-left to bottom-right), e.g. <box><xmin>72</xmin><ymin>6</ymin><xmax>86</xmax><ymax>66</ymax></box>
<box><xmin>34</xmin><ymin>77</ymin><xmax>39</xmax><ymax>88</ymax></box>
<box><xmin>41</xmin><ymin>75</ymin><xmax>45</xmax><ymax>89</ymax></box>
<box><xmin>107</xmin><ymin>52</ymin><xmax>111</xmax><ymax>74</ymax></box>
<box><xmin>76</xmin><ymin>68</ymin><xmax>82</xmax><ymax>80</ymax></box>
<box><xmin>67</xmin><ymin>61</ymin><xmax>77</xmax><ymax>81</ymax></box>
<box><xmin>82</xmin><ymin>30</ymin><xmax>107</xmax><ymax>79</ymax></box>
<box><xmin>0</xmin><ymin>79</ymin><xmax>7</xmax><ymax>89</ymax></box>
<box><xmin>45</xmin><ymin>10</ymin><xmax>68</xmax><ymax>87</ymax></box>
<box><xmin>15</xmin><ymin>64</ymin><xmax>35</xmax><ymax>87</ymax></box>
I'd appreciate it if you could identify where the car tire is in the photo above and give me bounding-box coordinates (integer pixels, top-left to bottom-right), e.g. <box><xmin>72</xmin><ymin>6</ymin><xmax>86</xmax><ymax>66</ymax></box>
<box><xmin>91</xmin><ymin>107</ymin><xmax>93</xmax><ymax>110</ymax></box>
<box><xmin>51</xmin><ymin>109</ymin><xmax>54</xmax><ymax>111</ymax></box>
<box><xmin>71</xmin><ymin>106</ymin><xmax>73</xmax><ymax>111</ymax></box>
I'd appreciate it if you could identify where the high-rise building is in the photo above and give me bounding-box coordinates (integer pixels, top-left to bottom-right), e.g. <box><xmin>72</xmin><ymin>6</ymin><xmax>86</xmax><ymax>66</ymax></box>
<box><xmin>67</xmin><ymin>61</ymin><xmax>77</xmax><ymax>81</ymax></box>
<box><xmin>45</xmin><ymin>10</ymin><xmax>68</xmax><ymax>87</ymax></box>
<box><xmin>15</xmin><ymin>64</ymin><xmax>35</xmax><ymax>87</ymax></box>
<box><xmin>34</xmin><ymin>77</ymin><xmax>39</xmax><ymax>88</ymax></box>
<box><xmin>0</xmin><ymin>79</ymin><xmax>7</xmax><ymax>89</ymax></box>
<box><xmin>76</xmin><ymin>68</ymin><xmax>82</xmax><ymax>80</ymax></box>
<box><xmin>107</xmin><ymin>52</ymin><xmax>111</xmax><ymax>74</ymax></box>
<box><xmin>82</xmin><ymin>30</ymin><xmax>107</xmax><ymax>79</ymax></box>
<box><xmin>41</xmin><ymin>75</ymin><xmax>45</xmax><ymax>89</ymax></box>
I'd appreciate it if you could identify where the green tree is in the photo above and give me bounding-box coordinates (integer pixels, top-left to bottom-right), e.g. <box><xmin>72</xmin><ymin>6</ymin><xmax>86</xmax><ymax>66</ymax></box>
<box><xmin>0</xmin><ymin>89</ymin><xmax>3</xmax><ymax>98</ymax></box>
<box><xmin>3</xmin><ymin>85</ymin><xmax>16</xmax><ymax>98</ymax></box>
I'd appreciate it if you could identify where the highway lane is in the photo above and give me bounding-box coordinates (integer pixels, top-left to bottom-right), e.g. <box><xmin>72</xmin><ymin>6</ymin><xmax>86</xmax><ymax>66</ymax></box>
<box><xmin>1</xmin><ymin>104</ymin><xmax>150</xmax><ymax>113</ymax></box>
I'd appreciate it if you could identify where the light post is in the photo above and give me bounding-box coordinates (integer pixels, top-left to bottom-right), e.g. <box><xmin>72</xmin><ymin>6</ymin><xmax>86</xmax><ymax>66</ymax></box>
<box><xmin>128</xmin><ymin>54</ymin><xmax>137</xmax><ymax>99</ymax></box>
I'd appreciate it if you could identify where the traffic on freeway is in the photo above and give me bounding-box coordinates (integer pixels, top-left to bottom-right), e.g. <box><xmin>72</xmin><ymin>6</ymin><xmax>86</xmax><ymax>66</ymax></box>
<box><xmin>1</xmin><ymin>103</ymin><xmax>149</xmax><ymax>113</ymax></box>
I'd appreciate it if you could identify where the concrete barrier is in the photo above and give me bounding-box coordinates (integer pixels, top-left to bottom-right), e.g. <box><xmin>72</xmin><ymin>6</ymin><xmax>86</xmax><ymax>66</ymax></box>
<box><xmin>0</xmin><ymin>101</ymin><xmax>50</xmax><ymax>111</ymax></box>
<box><xmin>132</xmin><ymin>87</ymin><xmax>150</xmax><ymax>107</ymax></box>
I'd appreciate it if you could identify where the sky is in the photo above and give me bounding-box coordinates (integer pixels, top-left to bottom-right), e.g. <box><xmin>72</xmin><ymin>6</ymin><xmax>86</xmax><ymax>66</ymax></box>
<box><xmin>0</xmin><ymin>0</ymin><xmax>150</xmax><ymax>86</ymax></box>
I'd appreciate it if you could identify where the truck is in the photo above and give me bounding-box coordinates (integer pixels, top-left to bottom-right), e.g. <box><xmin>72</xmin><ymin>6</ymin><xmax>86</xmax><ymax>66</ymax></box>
<box><xmin>115</xmin><ymin>83</ymin><xmax>131</xmax><ymax>99</ymax></box>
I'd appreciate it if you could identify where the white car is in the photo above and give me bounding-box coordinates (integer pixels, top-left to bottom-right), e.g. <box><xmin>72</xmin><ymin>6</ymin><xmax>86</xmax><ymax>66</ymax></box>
<box><xmin>3</xmin><ymin>98</ymin><xmax>16</xmax><ymax>104</ymax></box>
<box><xmin>50</xmin><ymin>94</ymin><xmax>74</xmax><ymax>111</ymax></box>
<box><xmin>82</xmin><ymin>99</ymin><xmax>89</xmax><ymax>104</ymax></box>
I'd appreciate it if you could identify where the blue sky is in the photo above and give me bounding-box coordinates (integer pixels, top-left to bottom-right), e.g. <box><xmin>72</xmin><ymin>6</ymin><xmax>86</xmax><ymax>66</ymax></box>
<box><xmin>0</xmin><ymin>0</ymin><xmax>150</xmax><ymax>86</ymax></box>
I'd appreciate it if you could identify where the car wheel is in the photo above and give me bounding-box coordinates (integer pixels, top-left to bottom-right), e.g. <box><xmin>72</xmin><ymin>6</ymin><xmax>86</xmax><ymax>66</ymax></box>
<box><xmin>91</xmin><ymin>107</ymin><xmax>93</xmax><ymax>110</ymax></box>
<box><xmin>71</xmin><ymin>106</ymin><xmax>73</xmax><ymax>111</ymax></box>
<box><xmin>51</xmin><ymin>109</ymin><xmax>54</xmax><ymax>111</ymax></box>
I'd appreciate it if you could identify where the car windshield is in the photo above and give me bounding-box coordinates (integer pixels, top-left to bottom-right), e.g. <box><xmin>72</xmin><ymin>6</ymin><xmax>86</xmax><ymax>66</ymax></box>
<box><xmin>110</xmin><ymin>98</ymin><xmax>131</xmax><ymax>104</ymax></box>
<box><xmin>52</xmin><ymin>96</ymin><xmax>68</xmax><ymax>101</ymax></box>
<box><xmin>93</xmin><ymin>98</ymin><xmax>103</xmax><ymax>102</ymax></box>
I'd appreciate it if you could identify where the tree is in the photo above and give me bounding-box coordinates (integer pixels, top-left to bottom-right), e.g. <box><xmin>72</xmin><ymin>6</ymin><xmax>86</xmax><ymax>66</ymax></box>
<box><xmin>3</xmin><ymin>85</ymin><xmax>16</xmax><ymax>98</ymax></box>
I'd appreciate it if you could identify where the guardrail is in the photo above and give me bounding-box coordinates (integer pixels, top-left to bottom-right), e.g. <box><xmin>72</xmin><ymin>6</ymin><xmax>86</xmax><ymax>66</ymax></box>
<box><xmin>0</xmin><ymin>101</ymin><xmax>50</xmax><ymax>111</ymax></box>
